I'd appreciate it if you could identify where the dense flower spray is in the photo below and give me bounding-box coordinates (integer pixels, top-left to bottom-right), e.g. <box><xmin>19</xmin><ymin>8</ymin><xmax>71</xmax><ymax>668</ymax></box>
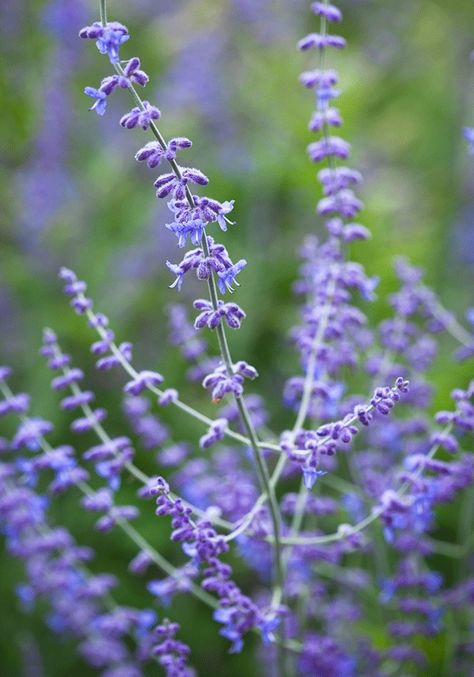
<box><xmin>1</xmin><ymin>1</ymin><xmax>474</xmax><ymax>676</ymax></box>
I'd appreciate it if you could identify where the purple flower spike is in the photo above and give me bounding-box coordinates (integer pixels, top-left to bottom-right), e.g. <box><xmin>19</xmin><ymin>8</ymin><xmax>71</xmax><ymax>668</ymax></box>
<box><xmin>155</xmin><ymin>168</ymin><xmax>208</xmax><ymax>200</ymax></box>
<box><xmin>214</xmin><ymin>200</ymin><xmax>235</xmax><ymax>232</ymax></box>
<box><xmin>172</xmin><ymin>196</ymin><xmax>235</xmax><ymax>229</ymax></box>
<box><xmin>309</xmin><ymin>107</ymin><xmax>342</xmax><ymax>131</ymax></box>
<box><xmin>84</xmin><ymin>437</ymin><xmax>131</xmax><ymax>462</ymax></box>
<box><xmin>78</xmin><ymin>22</ymin><xmax>105</xmax><ymax>40</ymax></box>
<box><xmin>317</xmin><ymin>190</ymin><xmax>363</xmax><ymax>219</ymax></box>
<box><xmin>165</xmin><ymin>237</ymin><xmax>236</xmax><ymax>290</ymax></box>
<box><xmin>79</xmin><ymin>21</ymin><xmax>130</xmax><ymax>63</ymax></box>
<box><xmin>95</xmin><ymin>505</ymin><xmax>139</xmax><ymax>533</ymax></box>
<box><xmin>81</xmin><ymin>488</ymin><xmax>114</xmax><ymax>512</ymax></box>
<box><xmin>429</xmin><ymin>432</ymin><xmax>459</xmax><ymax>454</ymax></box>
<box><xmin>0</xmin><ymin>393</ymin><xmax>30</xmax><ymax>417</ymax></box>
<box><xmin>99</xmin><ymin>75</ymin><xmax>123</xmax><ymax>95</ymax></box>
<box><xmin>52</xmin><ymin>368</ymin><xmax>84</xmax><ymax>391</ymax></box>
<box><xmin>84</xmin><ymin>87</ymin><xmax>108</xmax><ymax>116</ymax></box>
<box><xmin>60</xmin><ymin>391</ymin><xmax>95</xmax><ymax>411</ymax></box>
<box><xmin>318</xmin><ymin>167</ymin><xmax>363</xmax><ymax>194</ymax></box>
<box><xmin>201</xmin><ymin>362</ymin><xmax>255</xmax><ymax>402</ymax></box>
<box><xmin>96</xmin><ymin>342</ymin><xmax>132</xmax><ymax>371</ymax></box>
<box><xmin>299</xmin><ymin>68</ymin><xmax>338</xmax><ymax>89</ymax></box>
<box><xmin>149</xmin><ymin>620</ymin><xmax>192</xmax><ymax>675</ymax></box>
<box><xmin>166</xmin><ymin>261</ymin><xmax>185</xmax><ymax>291</ymax></box>
<box><xmin>71</xmin><ymin>408</ymin><xmax>107</xmax><ymax>433</ymax></box>
<box><xmin>157</xmin><ymin>388</ymin><xmax>179</xmax><ymax>407</ymax></box>
<box><xmin>234</xmin><ymin>361</ymin><xmax>258</xmax><ymax>379</ymax></box>
<box><xmin>129</xmin><ymin>550</ymin><xmax>153</xmax><ymax>575</ymax></box>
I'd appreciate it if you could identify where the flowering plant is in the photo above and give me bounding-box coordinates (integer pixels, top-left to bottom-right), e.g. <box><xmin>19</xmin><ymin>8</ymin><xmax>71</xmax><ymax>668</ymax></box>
<box><xmin>1</xmin><ymin>1</ymin><xmax>474</xmax><ymax>675</ymax></box>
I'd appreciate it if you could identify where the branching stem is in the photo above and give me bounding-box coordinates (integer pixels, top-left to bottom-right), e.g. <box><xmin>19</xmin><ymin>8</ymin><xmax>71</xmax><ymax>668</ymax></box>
<box><xmin>99</xmin><ymin>0</ymin><xmax>284</xmax><ymax>625</ymax></box>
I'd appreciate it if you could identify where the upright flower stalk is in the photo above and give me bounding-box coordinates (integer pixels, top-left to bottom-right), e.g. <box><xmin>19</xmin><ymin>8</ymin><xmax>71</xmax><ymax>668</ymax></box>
<box><xmin>80</xmin><ymin>0</ymin><xmax>285</xmax><ymax>610</ymax></box>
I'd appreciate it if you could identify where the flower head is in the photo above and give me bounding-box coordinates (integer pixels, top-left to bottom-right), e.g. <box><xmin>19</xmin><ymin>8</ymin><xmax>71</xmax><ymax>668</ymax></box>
<box><xmin>84</xmin><ymin>86</ymin><xmax>108</xmax><ymax>116</ymax></box>
<box><xmin>217</xmin><ymin>259</ymin><xmax>247</xmax><ymax>294</ymax></box>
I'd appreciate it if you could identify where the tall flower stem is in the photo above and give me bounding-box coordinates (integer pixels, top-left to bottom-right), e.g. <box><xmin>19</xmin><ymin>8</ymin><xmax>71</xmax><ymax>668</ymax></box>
<box><xmin>98</xmin><ymin>0</ymin><xmax>283</xmax><ymax>621</ymax></box>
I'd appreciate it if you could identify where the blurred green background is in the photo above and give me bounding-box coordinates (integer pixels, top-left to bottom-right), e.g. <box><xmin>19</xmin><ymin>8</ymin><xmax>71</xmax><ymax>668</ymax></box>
<box><xmin>0</xmin><ymin>0</ymin><xmax>473</xmax><ymax>674</ymax></box>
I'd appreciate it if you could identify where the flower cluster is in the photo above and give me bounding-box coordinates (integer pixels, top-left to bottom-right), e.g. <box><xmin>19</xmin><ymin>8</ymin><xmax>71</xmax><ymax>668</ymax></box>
<box><xmin>0</xmin><ymin>369</ymin><xmax>193</xmax><ymax>676</ymax></box>
<box><xmin>80</xmin><ymin>16</ymin><xmax>244</xmax><ymax>305</ymax></box>
<box><xmin>142</xmin><ymin>477</ymin><xmax>276</xmax><ymax>653</ymax></box>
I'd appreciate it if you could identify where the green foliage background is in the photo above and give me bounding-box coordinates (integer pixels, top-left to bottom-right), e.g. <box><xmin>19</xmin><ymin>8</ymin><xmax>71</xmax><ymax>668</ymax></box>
<box><xmin>0</xmin><ymin>0</ymin><xmax>473</xmax><ymax>674</ymax></box>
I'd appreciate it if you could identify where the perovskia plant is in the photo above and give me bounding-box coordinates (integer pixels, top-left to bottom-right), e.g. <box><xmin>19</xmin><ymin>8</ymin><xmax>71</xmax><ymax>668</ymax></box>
<box><xmin>1</xmin><ymin>1</ymin><xmax>474</xmax><ymax>675</ymax></box>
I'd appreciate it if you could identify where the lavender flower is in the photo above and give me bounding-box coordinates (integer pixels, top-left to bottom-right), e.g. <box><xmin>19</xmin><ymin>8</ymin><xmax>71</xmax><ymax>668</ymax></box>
<box><xmin>84</xmin><ymin>85</ymin><xmax>108</xmax><ymax>115</ymax></box>
<box><xmin>120</xmin><ymin>102</ymin><xmax>161</xmax><ymax>130</ymax></box>
<box><xmin>202</xmin><ymin>361</ymin><xmax>257</xmax><ymax>402</ymax></box>
<box><xmin>310</xmin><ymin>2</ymin><xmax>343</xmax><ymax>23</ymax></box>
<box><xmin>199</xmin><ymin>418</ymin><xmax>228</xmax><ymax>449</ymax></box>
<box><xmin>79</xmin><ymin>21</ymin><xmax>129</xmax><ymax>63</ymax></box>
<box><xmin>194</xmin><ymin>299</ymin><xmax>246</xmax><ymax>330</ymax></box>
<box><xmin>135</xmin><ymin>137</ymin><xmax>193</xmax><ymax>168</ymax></box>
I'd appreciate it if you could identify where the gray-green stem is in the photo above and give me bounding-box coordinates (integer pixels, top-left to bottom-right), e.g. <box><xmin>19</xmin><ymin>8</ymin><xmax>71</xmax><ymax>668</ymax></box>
<box><xmin>98</xmin><ymin>0</ymin><xmax>284</xmax><ymax>623</ymax></box>
<box><xmin>268</xmin><ymin>423</ymin><xmax>454</xmax><ymax>547</ymax></box>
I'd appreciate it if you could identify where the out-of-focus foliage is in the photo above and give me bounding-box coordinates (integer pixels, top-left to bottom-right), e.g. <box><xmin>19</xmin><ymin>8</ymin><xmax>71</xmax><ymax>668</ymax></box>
<box><xmin>0</xmin><ymin>0</ymin><xmax>472</xmax><ymax>674</ymax></box>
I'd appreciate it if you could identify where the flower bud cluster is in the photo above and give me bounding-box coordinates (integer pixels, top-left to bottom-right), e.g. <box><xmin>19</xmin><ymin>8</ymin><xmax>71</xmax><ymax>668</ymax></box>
<box><xmin>143</xmin><ymin>477</ymin><xmax>275</xmax><ymax>652</ymax></box>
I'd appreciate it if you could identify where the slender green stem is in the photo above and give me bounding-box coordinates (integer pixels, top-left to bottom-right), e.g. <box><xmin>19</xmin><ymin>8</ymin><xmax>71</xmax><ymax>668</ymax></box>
<box><xmin>292</xmin><ymin>276</ymin><xmax>336</xmax><ymax>435</ymax></box>
<box><xmin>108</xmin><ymin>49</ymin><xmax>284</xmax><ymax>606</ymax></box>
<box><xmin>99</xmin><ymin>0</ymin><xmax>107</xmax><ymax>26</ymax></box>
<box><xmin>99</xmin><ymin>4</ymin><xmax>284</xmax><ymax>665</ymax></box>
<box><xmin>321</xmin><ymin>472</ymin><xmax>365</xmax><ymax>497</ymax></box>
<box><xmin>65</xmin><ymin>368</ymin><xmax>234</xmax><ymax>530</ymax></box>
<box><xmin>84</xmin><ymin>305</ymin><xmax>280</xmax><ymax>453</ymax></box>
<box><xmin>268</xmin><ymin>424</ymin><xmax>453</xmax><ymax>546</ymax></box>
<box><xmin>277</xmin><ymin>6</ymin><xmax>339</xmax><ymax>610</ymax></box>
<box><xmin>442</xmin><ymin>609</ymin><xmax>459</xmax><ymax>677</ymax></box>
<box><xmin>49</xmin><ymin>336</ymin><xmax>237</xmax><ymax>528</ymax></box>
<box><xmin>426</xmin><ymin>537</ymin><xmax>469</xmax><ymax>559</ymax></box>
<box><xmin>425</xmin><ymin>292</ymin><xmax>473</xmax><ymax>348</ymax></box>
